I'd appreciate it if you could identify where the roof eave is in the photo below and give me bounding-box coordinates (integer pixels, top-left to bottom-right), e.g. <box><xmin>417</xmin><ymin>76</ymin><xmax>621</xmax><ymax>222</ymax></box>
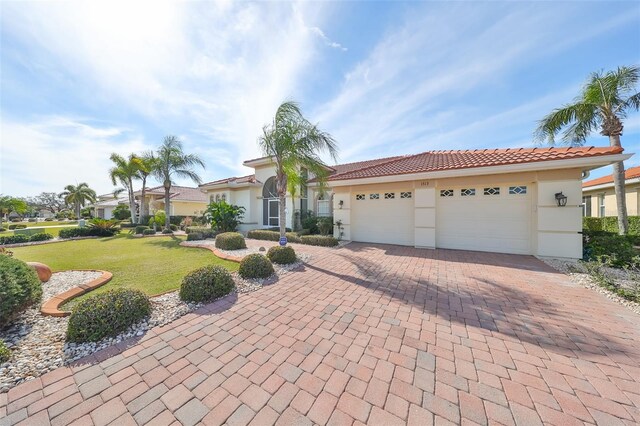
<box><xmin>583</xmin><ymin>176</ymin><xmax>640</xmax><ymax>192</ymax></box>
<box><xmin>326</xmin><ymin>153</ymin><xmax>633</xmax><ymax>187</ymax></box>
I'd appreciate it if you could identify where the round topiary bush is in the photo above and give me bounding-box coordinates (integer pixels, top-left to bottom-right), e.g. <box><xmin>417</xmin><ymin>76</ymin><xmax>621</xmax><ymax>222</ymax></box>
<box><xmin>0</xmin><ymin>256</ymin><xmax>42</xmax><ymax>326</ymax></box>
<box><xmin>0</xmin><ymin>339</ymin><xmax>10</xmax><ymax>363</ymax></box>
<box><xmin>267</xmin><ymin>246</ymin><xmax>297</xmax><ymax>264</ymax></box>
<box><xmin>239</xmin><ymin>254</ymin><xmax>274</xmax><ymax>279</ymax></box>
<box><xmin>179</xmin><ymin>265</ymin><xmax>235</xmax><ymax>303</ymax></box>
<box><xmin>186</xmin><ymin>232</ymin><xmax>204</xmax><ymax>241</ymax></box>
<box><xmin>161</xmin><ymin>228</ymin><xmax>173</xmax><ymax>235</ymax></box>
<box><xmin>142</xmin><ymin>229</ymin><xmax>156</xmax><ymax>235</ymax></box>
<box><xmin>215</xmin><ymin>232</ymin><xmax>247</xmax><ymax>250</ymax></box>
<box><xmin>66</xmin><ymin>288</ymin><xmax>151</xmax><ymax>343</ymax></box>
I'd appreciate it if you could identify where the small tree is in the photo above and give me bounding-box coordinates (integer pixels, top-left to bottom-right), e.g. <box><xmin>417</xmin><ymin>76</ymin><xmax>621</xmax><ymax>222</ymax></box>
<box><xmin>148</xmin><ymin>210</ymin><xmax>167</xmax><ymax>231</ymax></box>
<box><xmin>205</xmin><ymin>201</ymin><xmax>245</xmax><ymax>232</ymax></box>
<box><xmin>60</xmin><ymin>183</ymin><xmax>97</xmax><ymax>219</ymax></box>
<box><xmin>0</xmin><ymin>196</ymin><xmax>28</xmax><ymax>227</ymax></box>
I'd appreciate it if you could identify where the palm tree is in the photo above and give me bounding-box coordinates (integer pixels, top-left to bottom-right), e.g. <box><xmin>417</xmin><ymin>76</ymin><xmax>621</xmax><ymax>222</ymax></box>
<box><xmin>535</xmin><ymin>65</ymin><xmax>640</xmax><ymax>235</ymax></box>
<box><xmin>60</xmin><ymin>183</ymin><xmax>97</xmax><ymax>219</ymax></box>
<box><xmin>108</xmin><ymin>153</ymin><xmax>143</xmax><ymax>224</ymax></box>
<box><xmin>258</xmin><ymin>101</ymin><xmax>338</xmax><ymax>242</ymax></box>
<box><xmin>135</xmin><ymin>151</ymin><xmax>157</xmax><ymax>220</ymax></box>
<box><xmin>152</xmin><ymin>136</ymin><xmax>205</xmax><ymax>229</ymax></box>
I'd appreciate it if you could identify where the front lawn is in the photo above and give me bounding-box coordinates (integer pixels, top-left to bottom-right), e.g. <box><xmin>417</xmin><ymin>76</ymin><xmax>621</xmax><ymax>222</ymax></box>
<box><xmin>0</xmin><ymin>225</ymin><xmax>78</xmax><ymax>237</ymax></box>
<box><xmin>11</xmin><ymin>234</ymin><xmax>238</xmax><ymax>296</ymax></box>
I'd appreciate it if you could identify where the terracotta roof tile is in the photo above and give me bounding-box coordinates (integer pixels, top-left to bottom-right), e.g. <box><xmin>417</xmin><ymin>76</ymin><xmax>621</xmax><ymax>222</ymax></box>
<box><xmin>137</xmin><ymin>185</ymin><xmax>208</xmax><ymax>202</ymax></box>
<box><xmin>200</xmin><ymin>175</ymin><xmax>260</xmax><ymax>186</ymax></box>
<box><xmin>327</xmin><ymin>146</ymin><xmax>623</xmax><ymax>181</ymax></box>
<box><xmin>583</xmin><ymin>165</ymin><xmax>640</xmax><ymax>188</ymax></box>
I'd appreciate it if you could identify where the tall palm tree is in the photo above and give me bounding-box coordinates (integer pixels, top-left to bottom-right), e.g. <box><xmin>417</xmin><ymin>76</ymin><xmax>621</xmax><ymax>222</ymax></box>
<box><xmin>135</xmin><ymin>151</ymin><xmax>157</xmax><ymax>220</ymax></box>
<box><xmin>60</xmin><ymin>183</ymin><xmax>97</xmax><ymax>219</ymax></box>
<box><xmin>535</xmin><ymin>65</ymin><xmax>640</xmax><ymax>235</ymax></box>
<box><xmin>259</xmin><ymin>101</ymin><xmax>338</xmax><ymax>242</ymax></box>
<box><xmin>152</xmin><ymin>136</ymin><xmax>205</xmax><ymax>229</ymax></box>
<box><xmin>108</xmin><ymin>153</ymin><xmax>143</xmax><ymax>224</ymax></box>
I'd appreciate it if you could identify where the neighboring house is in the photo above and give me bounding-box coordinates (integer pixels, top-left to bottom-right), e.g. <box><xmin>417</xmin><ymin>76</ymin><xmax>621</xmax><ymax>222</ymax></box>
<box><xmin>92</xmin><ymin>194</ymin><xmax>128</xmax><ymax>220</ymax></box>
<box><xmin>135</xmin><ymin>185</ymin><xmax>208</xmax><ymax>217</ymax></box>
<box><xmin>200</xmin><ymin>146</ymin><xmax>628</xmax><ymax>259</ymax></box>
<box><xmin>582</xmin><ymin>165</ymin><xmax>640</xmax><ymax>217</ymax></box>
<box><xmin>37</xmin><ymin>209</ymin><xmax>55</xmax><ymax>219</ymax></box>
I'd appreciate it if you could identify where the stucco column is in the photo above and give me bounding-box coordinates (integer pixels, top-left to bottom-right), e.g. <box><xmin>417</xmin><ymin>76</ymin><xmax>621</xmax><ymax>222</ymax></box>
<box><xmin>536</xmin><ymin>180</ymin><xmax>582</xmax><ymax>258</ymax></box>
<box><xmin>414</xmin><ymin>187</ymin><xmax>436</xmax><ymax>248</ymax></box>
<box><xmin>333</xmin><ymin>191</ymin><xmax>350</xmax><ymax>240</ymax></box>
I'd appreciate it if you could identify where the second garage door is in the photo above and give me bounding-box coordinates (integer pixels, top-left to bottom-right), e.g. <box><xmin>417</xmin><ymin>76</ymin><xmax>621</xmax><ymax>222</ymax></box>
<box><xmin>436</xmin><ymin>184</ymin><xmax>533</xmax><ymax>255</ymax></box>
<box><xmin>350</xmin><ymin>190</ymin><xmax>415</xmax><ymax>246</ymax></box>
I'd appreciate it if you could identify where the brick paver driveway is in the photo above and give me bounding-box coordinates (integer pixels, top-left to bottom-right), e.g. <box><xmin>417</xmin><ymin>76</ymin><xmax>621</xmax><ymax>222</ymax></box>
<box><xmin>2</xmin><ymin>242</ymin><xmax>640</xmax><ymax>425</ymax></box>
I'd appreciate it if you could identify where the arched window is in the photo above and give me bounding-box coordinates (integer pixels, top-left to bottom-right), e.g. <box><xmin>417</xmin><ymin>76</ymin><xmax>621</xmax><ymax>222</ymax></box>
<box><xmin>262</xmin><ymin>177</ymin><xmax>279</xmax><ymax>226</ymax></box>
<box><xmin>221</xmin><ymin>194</ymin><xmax>226</xmax><ymax>202</ymax></box>
<box><xmin>215</xmin><ymin>194</ymin><xmax>220</xmax><ymax>202</ymax></box>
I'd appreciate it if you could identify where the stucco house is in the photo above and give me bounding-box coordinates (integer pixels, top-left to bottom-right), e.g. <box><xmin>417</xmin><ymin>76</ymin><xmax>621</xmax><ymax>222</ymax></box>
<box><xmin>93</xmin><ymin>194</ymin><xmax>128</xmax><ymax>220</ymax></box>
<box><xmin>135</xmin><ymin>185</ymin><xmax>208</xmax><ymax>217</ymax></box>
<box><xmin>200</xmin><ymin>146</ymin><xmax>629</xmax><ymax>259</ymax></box>
<box><xmin>582</xmin><ymin>165</ymin><xmax>640</xmax><ymax>217</ymax></box>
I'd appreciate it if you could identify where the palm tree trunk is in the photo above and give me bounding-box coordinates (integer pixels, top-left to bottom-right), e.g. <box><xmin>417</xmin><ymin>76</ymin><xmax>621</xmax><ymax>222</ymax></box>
<box><xmin>141</xmin><ymin>177</ymin><xmax>148</xmax><ymax>219</ymax></box>
<box><xmin>277</xmin><ymin>169</ymin><xmax>287</xmax><ymax>242</ymax></box>
<box><xmin>610</xmin><ymin>135</ymin><xmax>628</xmax><ymax>235</ymax></box>
<box><xmin>164</xmin><ymin>183</ymin><xmax>171</xmax><ymax>229</ymax></box>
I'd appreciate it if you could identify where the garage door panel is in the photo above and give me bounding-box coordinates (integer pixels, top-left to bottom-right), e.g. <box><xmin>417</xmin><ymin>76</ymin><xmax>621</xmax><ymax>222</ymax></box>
<box><xmin>351</xmin><ymin>194</ymin><xmax>414</xmax><ymax>246</ymax></box>
<box><xmin>436</xmin><ymin>187</ymin><xmax>532</xmax><ymax>255</ymax></box>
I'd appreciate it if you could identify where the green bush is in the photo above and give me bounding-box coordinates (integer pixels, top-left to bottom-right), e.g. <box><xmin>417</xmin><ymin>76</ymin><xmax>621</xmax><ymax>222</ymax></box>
<box><xmin>179</xmin><ymin>265</ymin><xmax>235</xmax><ymax>303</ymax></box>
<box><xmin>149</xmin><ymin>210</ymin><xmax>167</xmax><ymax>228</ymax></box>
<box><xmin>169</xmin><ymin>224</ymin><xmax>178</xmax><ymax>231</ymax></box>
<box><xmin>169</xmin><ymin>216</ymin><xmax>186</xmax><ymax>226</ymax></box>
<box><xmin>205</xmin><ymin>201</ymin><xmax>245</xmax><ymax>232</ymax></box>
<box><xmin>135</xmin><ymin>225</ymin><xmax>149</xmax><ymax>234</ymax></box>
<box><xmin>215</xmin><ymin>232</ymin><xmax>246</xmax><ymax>250</ymax></box>
<box><xmin>44</xmin><ymin>218</ymin><xmax>54</xmax><ymax>222</ymax></box>
<box><xmin>186</xmin><ymin>226</ymin><xmax>217</xmax><ymax>239</ymax></box>
<box><xmin>317</xmin><ymin>217</ymin><xmax>334</xmax><ymax>236</ymax></box>
<box><xmin>29</xmin><ymin>233</ymin><xmax>53</xmax><ymax>242</ymax></box>
<box><xmin>0</xmin><ymin>256</ymin><xmax>42</xmax><ymax>326</ymax></box>
<box><xmin>59</xmin><ymin>228</ymin><xmax>90</xmax><ymax>239</ymax></box>
<box><xmin>301</xmin><ymin>216</ymin><xmax>318</xmax><ymax>234</ymax></box>
<box><xmin>239</xmin><ymin>254</ymin><xmax>274</xmax><ymax>279</ymax></box>
<box><xmin>267</xmin><ymin>246</ymin><xmax>297</xmax><ymax>264</ymax></box>
<box><xmin>28</xmin><ymin>218</ymin><xmax>37</xmax><ymax>222</ymax></box>
<box><xmin>300</xmin><ymin>235</ymin><xmax>339</xmax><ymax>247</ymax></box>
<box><xmin>0</xmin><ymin>235</ymin><xmax>30</xmax><ymax>245</ymax></box>
<box><xmin>142</xmin><ymin>229</ymin><xmax>156</xmax><ymax>235</ymax></box>
<box><xmin>112</xmin><ymin>204</ymin><xmax>131</xmax><ymax>220</ymax></box>
<box><xmin>247</xmin><ymin>230</ymin><xmax>301</xmax><ymax>243</ymax></box>
<box><xmin>583</xmin><ymin>231</ymin><xmax>637</xmax><ymax>267</ymax></box>
<box><xmin>88</xmin><ymin>219</ymin><xmax>120</xmax><ymax>237</ymax></box>
<box><xmin>0</xmin><ymin>228</ymin><xmax>5</xmax><ymax>232</ymax></box>
<box><xmin>0</xmin><ymin>340</ymin><xmax>10</xmax><ymax>363</ymax></box>
<box><xmin>266</xmin><ymin>226</ymin><xmax>292</xmax><ymax>232</ymax></box>
<box><xmin>186</xmin><ymin>232</ymin><xmax>204</xmax><ymax>241</ymax></box>
<box><xmin>8</xmin><ymin>224</ymin><xmax>27</xmax><ymax>230</ymax></box>
<box><xmin>161</xmin><ymin>228</ymin><xmax>173</xmax><ymax>235</ymax></box>
<box><xmin>584</xmin><ymin>216</ymin><xmax>640</xmax><ymax>235</ymax></box>
<box><xmin>66</xmin><ymin>288</ymin><xmax>151</xmax><ymax>342</ymax></box>
<box><xmin>120</xmin><ymin>222</ymin><xmax>136</xmax><ymax>228</ymax></box>
<box><xmin>297</xmin><ymin>229</ymin><xmax>311</xmax><ymax>236</ymax></box>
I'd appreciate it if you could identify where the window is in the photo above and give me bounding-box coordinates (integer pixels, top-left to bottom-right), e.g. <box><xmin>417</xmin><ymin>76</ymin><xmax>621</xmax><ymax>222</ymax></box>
<box><xmin>221</xmin><ymin>194</ymin><xmax>226</xmax><ymax>202</ymax></box>
<box><xmin>209</xmin><ymin>195</ymin><xmax>215</xmax><ymax>203</ymax></box>
<box><xmin>384</xmin><ymin>193</ymin><xmax>395</xmax><ymax>199</ymax></box>
<box><xmin>440</xmin><ymin>189</ymin><xmax>454</xmax><ymax>197</ymax></box>
<box><xmin>509</xmin><ymin>186</ymin><xmax>527</xmax><ymax>195</ymax></box>
<box><xmin>369</xmin><ymin>193</ymin><xmax>380</xmax><ymax>200</ymax></box>
<box><xmin>599</xmin><ymin>194</ymin><xmax>605</xmax><ymax>217</ymax></box>
<box><xmin>582</xmin><ymin>196</ymin><xmax>592</xmax><ymax>217</ymax></box>
<box><xmin>262</xmin><ymin>176</ymin><xmax>279</xmax><ymax>226</ymax></box>
<box><xmin>356</xmin><ymin>194</ymin><xmax>365</xmax><ymax>200</ymax></box>
<box><xmin>484</xmin><ymin>187</ymin><xmax>500</xmax><ymax>196</ymax></box>
<box><xmin>461</xmin><ymin>188</ymin><xmax>475</xmax><ymax>196</ymax></box>
<box><xmin>400</xmin><ymin>192</ymin><xmax>412</xmax><ymax>199</ymax></box>
<box><xmin>215</xmin><ymin>194</ymin><xmax>220</xmax><ymax>202</ymax></box>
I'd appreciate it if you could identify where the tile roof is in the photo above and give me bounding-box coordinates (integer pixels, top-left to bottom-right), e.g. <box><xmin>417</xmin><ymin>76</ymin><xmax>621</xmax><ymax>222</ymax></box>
<box><xmin>326</xmin><ymin>146</ymin><xmax>623</xmax><ymax>181</ymax></box>
<box><xmin>141</xmin><ymin>185</ymin><xmax>208</xmax><ymax>202</ymax></box>
<box><xmin>200</xmin><ymin>175</ymin><xmax>260</xmax><ymax>187</ymax></box>
<box><xmin>583</xmin><ymin>165</ymin><xmax>640</xmax><ymax>188</ymax></box>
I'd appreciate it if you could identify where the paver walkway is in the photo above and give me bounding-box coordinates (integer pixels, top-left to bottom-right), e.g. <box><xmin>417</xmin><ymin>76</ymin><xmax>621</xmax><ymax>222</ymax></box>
<box><xmin>2</xmin><ymin>242</ymin><xmax>639</xmax><ymax>425</ymax></box>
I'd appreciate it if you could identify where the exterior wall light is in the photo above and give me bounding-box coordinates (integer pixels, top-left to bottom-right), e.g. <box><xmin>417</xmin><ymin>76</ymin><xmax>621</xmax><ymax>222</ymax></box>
<box><xmin>338</xmin><ymin>200</ymin><xmax>344</xmax><ymax>209</ymax></box>
<box><xmin>555</xmin><ymin>192</ymin><xmax>567</xmax><ymax>207</ymax></box>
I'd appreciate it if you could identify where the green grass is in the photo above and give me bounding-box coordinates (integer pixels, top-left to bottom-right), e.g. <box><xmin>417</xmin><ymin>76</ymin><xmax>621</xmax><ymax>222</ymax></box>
<box><xmin>0</xmin><ymin>225</ymin><xmax>78</xmax><ymax>237</ymax></box>
<box><xmin>11</xmin><ymin>234</ymin><xmax>238</xmax><ymax>298</ymax></box>
<box><xmin>1</xmin><ymin>220</ymin><xmax>76</xmax><ymax>228</ymax></box>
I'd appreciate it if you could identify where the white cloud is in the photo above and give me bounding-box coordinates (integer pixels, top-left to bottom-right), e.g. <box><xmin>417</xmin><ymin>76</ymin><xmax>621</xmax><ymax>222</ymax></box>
<box><xmin>309</xmin><ymin>27</ymin><xmax>348</xmax><ymax>51</ymax></box>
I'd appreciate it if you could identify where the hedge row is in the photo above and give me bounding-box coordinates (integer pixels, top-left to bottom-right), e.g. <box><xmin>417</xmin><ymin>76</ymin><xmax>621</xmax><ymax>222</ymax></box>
<box><xmin>583</xmin><ymin>216</ymin><xmax>640</xmax><ymax>235</ymax></box>
<box><xmin>0</xmin><ymin>233</ymin><xmax>53</xmax><ymax>245</ymax></box>
<box><xmin>247</xmin><ymin>230</ymin><xmax>339</xmax><ymax>247</ymax></box>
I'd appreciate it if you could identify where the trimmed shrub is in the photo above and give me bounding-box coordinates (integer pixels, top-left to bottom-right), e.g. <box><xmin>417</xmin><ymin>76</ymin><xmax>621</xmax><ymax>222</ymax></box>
<box><xmin>267</xmin><ymin>246</ymin><xmax>297</xmax><ymax>264</ymax></box>
<box><xmin>186</xmin><ymin>226</ymin><xmax>217</xmax><ymax>239</ymax></box>
<box><xmin>266</xmin><ymin>226</ymin><xmax>292</xmax><ymax>232</ymax></box>
<box><xmin>0</xmin><ymin>340</ymin><xmax>10</xmax><ymax>363</ymax></box>
<box><xmin>29</xmin><ymin>233</ymin><xmax>53</xmax><ymax>242</ymax></box>
<box><xmin>297</xmin><ymin>229</ymin><xmax>311</xmax><ymax>236</ymax></box>
<box><xmin>186</xmin><ymin>232</ymin><xmax>204</xmax><ymax>241</ymax></box>
<box><xmin>169</xmin><ymin>224</ymin><xmax>178</xmax><ymax>231</ymax></box>
<box><xmin>179</xmin><ymin>265</ymin><xmax>235</xmax><ymax>303</ymax></box>
<box><xmin>120</xmin><ymin>222</ymin><xmax>136</xmax><ymax>229</ymax></box>
<box><xmin>584</xmin><ymin>216</ymin><xmax>640</xmax><ymax>235</ymax></box>
<box><xmin>239</xmin><ymin>254</ymin><xmax>274</xmax><ymax>279</ymax></box>
<box><xmin>135</xmin><ymin>225</ymin><xmax>149</xmax><ymax>234</ymax></box>
<box><xmin>28</xmin><ymin>218</ymin><xmax>37</xmax><ymax>222</ymax></box>
<box><xmin>0</xmin><ymin>256</ymin><xmax>42</xmax><ymax>326</ymax></box>
<box><xmin>247</xmin><ymin>230</ymin><xmax>301</xmax><ymax>243</ymax></box>
<box><xmin>300</xmin><ymin>235</ymin><xmax>339</xmax><ymax>247</ymax></box>
<box><xmin>317</xmin><ymin>217</ymin><xmax>334</xmax><ymax>235</ymax></box>
<box><xmin>0</xmin><ymin>228</ymin><xmax>5</xmax><ymax>232</ymax></box>
<box><xmin>8</xmin><ymin>224</ymin><xmax>27</xmax><ymax>230</ymax></box>
<box><xmin>215</xmin><ymin>232</ymin><xmax>246</xmax><ymax>250</ymax></box>
<box><xmin>301</xmin><ymin>217</ymin><xmax>319</xmax><ymax>234</ymax></box>
<box><xmin>161</xmin><ymin>228</ymin><xmax>173</xmax><ymax>235</ymax></box>
<box><xmin>0</xmin><ymin>235</ymin><xmax>30</xmax><ymax>245</ymax></box>
<box><xmin>583</xmin><ymin>231</ymin><xmax>637</xmax><ymax>267</ymax></box>
<box><xmin>44</xmin><ymin>218</ymin><xmax>54</xmax><ymax>222</ymax></box>
<box><xmin>142</xmin><ymin>229</ymin><xmax>156</xmax><ymax>235</ymax></box>
<box><xmin>66</xmin><ymin>288</ymin><xmax>151</xmax><ymax>342</ymax></box>
<box><xmin>169</xmin><ymin>215</ymin><xmax>186</xmax><ymax>226</ymax></box>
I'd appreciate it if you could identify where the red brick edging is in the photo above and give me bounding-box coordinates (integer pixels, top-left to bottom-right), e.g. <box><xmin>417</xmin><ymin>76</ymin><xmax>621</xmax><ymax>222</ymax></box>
<box><xmin>40</xmin><ymin>270</ymin><xmax>113</xmax><ymax>317</ymax></box>
<box><xmin>179</xmin><ymin>242</ymin><xmax>244</xmax><ymax>263</ymax></box>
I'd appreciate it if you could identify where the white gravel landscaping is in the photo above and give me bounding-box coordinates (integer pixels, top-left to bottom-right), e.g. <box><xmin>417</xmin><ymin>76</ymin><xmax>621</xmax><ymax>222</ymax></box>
<box><xmin>542</xmin><ymin>258</ymin><xmax>640</xmax><ymax>315</ymax></box>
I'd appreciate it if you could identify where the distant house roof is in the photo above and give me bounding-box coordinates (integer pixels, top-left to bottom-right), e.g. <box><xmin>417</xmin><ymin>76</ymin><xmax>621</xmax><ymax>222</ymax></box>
<box><xmin>583</xmin><ymin>165</ymin><xmax>640</xmax><ymax>188</ymax></box>
<box><xmin>93</xmin><ymin>197</ymin><xmax>128</xmax><ymax>208</ymax></box>
<box><xmin>136</xmin><ymin>185</ymin><xmax>208</xmax><ymax>202</ymax></box>
<box><xmin>200</xmin><ymin>175</ymin><xmax>260</xmax><ymax>187</ymax></box>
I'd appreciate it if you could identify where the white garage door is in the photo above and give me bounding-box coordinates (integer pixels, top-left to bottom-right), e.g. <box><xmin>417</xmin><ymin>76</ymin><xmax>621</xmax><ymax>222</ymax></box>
<box><xmin>351</xmin><ymin>190</ymin><xmax>415</xmax><ymax>246</ymax></box>
<box><xmin>436</xmin><ymin>185</ymin><xmax>532</xmax><ymax>255</ymax></box>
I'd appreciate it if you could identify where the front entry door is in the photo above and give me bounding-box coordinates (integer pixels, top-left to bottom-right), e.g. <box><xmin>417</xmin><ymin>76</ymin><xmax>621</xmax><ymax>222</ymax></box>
<box><xmin>268</xmin><ymin>199</ymin><xmax>279</xmax><ymax>226</ymax></box>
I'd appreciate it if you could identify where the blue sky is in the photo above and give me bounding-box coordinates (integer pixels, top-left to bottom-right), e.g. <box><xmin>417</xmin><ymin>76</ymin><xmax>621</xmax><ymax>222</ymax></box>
<box><xmin>1</xmin><ymin>1</ymin><xmax>639</xmax><ymax>197</ymax></box>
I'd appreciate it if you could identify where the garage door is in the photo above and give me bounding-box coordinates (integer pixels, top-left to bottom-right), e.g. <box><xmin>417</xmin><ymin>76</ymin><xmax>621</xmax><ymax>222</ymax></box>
<box><xmin>351</xmin><ymin>190</ymin><xmax>414</xmax><ymax>246</ymax></box>
<box><xmin>436</xmin><ymin>185</ymin><xmax>532</xmax><ymax>255</ymax></box>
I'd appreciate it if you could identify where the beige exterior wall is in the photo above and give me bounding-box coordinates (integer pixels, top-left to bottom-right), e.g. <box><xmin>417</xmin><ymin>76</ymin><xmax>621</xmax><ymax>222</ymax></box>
<box><xmin>582</xmin><ymin>184</ymin><xmax>640</xmax><ymax>217</ymax></box>
<box><xmin>332</xmin><ymin>168</ymin><xmax>584</xmax><ymax>258</ymax></box>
